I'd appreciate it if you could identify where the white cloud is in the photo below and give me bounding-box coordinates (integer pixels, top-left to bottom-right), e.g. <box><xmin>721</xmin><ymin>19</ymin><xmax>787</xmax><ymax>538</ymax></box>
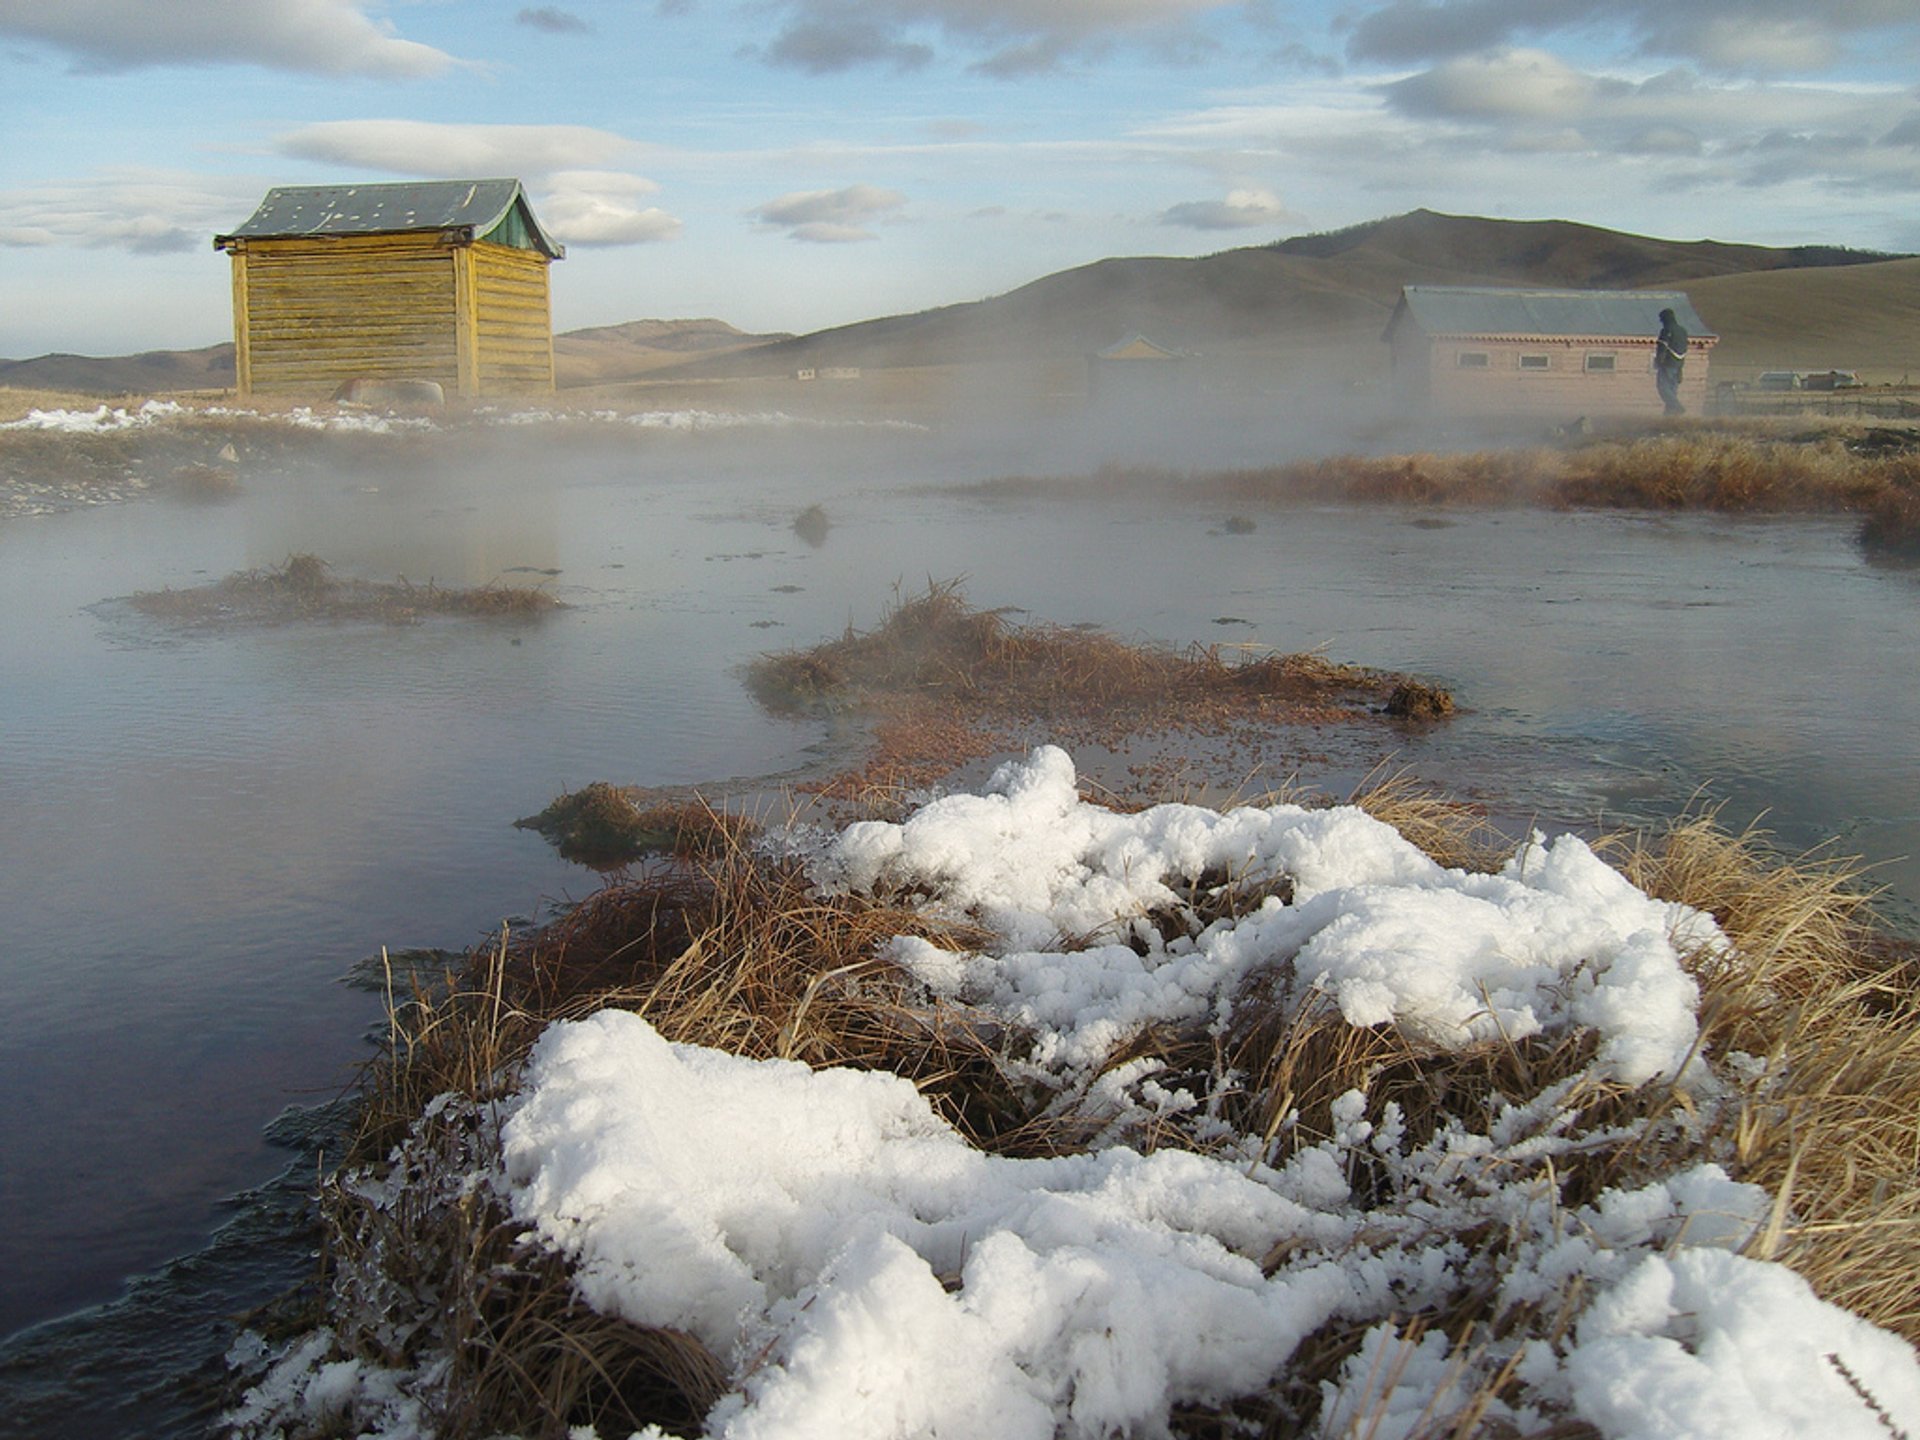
<box><xmin>515</xmin><ymin>6</ymin><xmax>592</xmax><ymax>35</ymax></box>
<box><xmin>1626</xmin><ymin>125</ymin><xmax>1705</xmax><ymax>156</ymax></box>
<box><xmin>0</xmin><ymin>0</ymin><xmax>454</xmax><ymax>78</ymax></box>
<box><xmin>1139</xmin><ymin>58</ymin><xmax>1920</xmax><ymax>214</ymax></box>
<box><xmin>754</xmin><ymin>0</ymin><xmax>1238</xmax><ymax>76</ymax></box>
<box><xmin>0</xmin><ymin>171</ymin><xmax>251</xmax><ymax>254</ymax></box>
<box><xmin>1385</xmin><ymin>49</ymin><xmax>1598</xmax><ymax>122</ymax></box>
<box><xmin>1343</xmin><ymin>0</ymin><xmax>1919</xmax><ymax>76</ymax></box>
<box><xmin>537</xmin><ymin>172</ymin><xmax>682</xmax><ymax>245</ymax></box>
<box><xmin>751</xmin><ymin>184</ymin><xmax>907</xmax><ymax>241</ymax></box>
<box><xmin>1159</xmin><ymin>186</ymin><xmax>1294</xmax><ymax>229</ymax></box>
<box><xmin>275</xmin><ymin>121</ymin><xmax>644</xmax><ymax>179</ymax></box>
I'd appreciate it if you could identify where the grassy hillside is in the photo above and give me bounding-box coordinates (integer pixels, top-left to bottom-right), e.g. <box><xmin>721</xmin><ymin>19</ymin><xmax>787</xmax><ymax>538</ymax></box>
<box><xmin>0</xmin><ymin>344</ymin><xmax>234</xmax><ymax>398</ymax></box>
<box><xmin>7</xmin><ymin>211</ymin><xmax>1914</xmax><ymax>399</ymax></box>
<box><xmin>1272</xmin><ymin>208</ymin><xmax>1895</xmax><ymax>286</ymax></box>
<box><xmin>554</xmin><ymin>318</ymin><xmax>792</xmax><ymax>387</ymax></box>
<box><xmin>1685</xmin><ymin>258</ymin><xmax>1920</xmax><ymax>381</ymax></box>
<box><xmin>655</xmin><ymin>209</ymin><xmax>1914</xmax><ymax>385</ymax></box>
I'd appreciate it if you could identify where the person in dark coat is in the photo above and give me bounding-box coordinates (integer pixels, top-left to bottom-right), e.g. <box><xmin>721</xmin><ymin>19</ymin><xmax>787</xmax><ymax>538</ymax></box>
<box><xmin>1655</xmin><ymin>307</ymin><xmax>1689</xmax><ymax>415</ymax></box>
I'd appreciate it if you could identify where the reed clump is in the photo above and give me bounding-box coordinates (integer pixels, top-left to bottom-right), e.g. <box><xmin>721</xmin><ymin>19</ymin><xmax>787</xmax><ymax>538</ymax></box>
<box><xmin>514</xmin><ymin>786</ymin><xmax>760</xmax><ymax>866</ymax></box>
<box><xmin>1596</xmin><ymin>817</ymin><xmax>1920</xmax><ymax>1329</ymax></box>
<box><xmin>129</xmin><ymin>553</ymin><xmax>563</xmax><ymax>627</ymax></box>
<box><xmin>244</xmin><ymin>822</ymin><xmax>1050</xmax><ymax>1436</ymax></box>
<box><xmin>748</xmin><ymin>580</ymin><xmax>1410</xmax><ymax>729</ymax></box>
<box><xmin>1856</xmin><ymin>455</ymin><xmax>1920</xmax><ymax>560</ymax></box>
<box><xmin>974</xmin><ymin>423</ymin><xmax>1920</xmax><ymax>523</ymax></box>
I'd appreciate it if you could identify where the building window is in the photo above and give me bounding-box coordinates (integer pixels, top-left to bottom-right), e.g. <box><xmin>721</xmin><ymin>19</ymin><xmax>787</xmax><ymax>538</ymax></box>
<box><xmin>1518</xmin><ymin>353</ymin><xmax>1551</xmax><ymax>371</ymax></box>
<box><xmin>1457</xmin><ymin>351</ymin><xmax>1490</xmax><ymax>368</ymax></box>
<box><xmin>1584</xmin><ymin>353</ymin><xmax>1617</xmax><ymax>372</ymax></box>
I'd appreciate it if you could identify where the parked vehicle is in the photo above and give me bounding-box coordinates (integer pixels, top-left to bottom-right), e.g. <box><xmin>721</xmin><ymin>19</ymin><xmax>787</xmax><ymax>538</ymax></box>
<box><xmin>1803</xmin><ymin>370</ymin><xmax>1864</xmax><ymax>391</ymax></box>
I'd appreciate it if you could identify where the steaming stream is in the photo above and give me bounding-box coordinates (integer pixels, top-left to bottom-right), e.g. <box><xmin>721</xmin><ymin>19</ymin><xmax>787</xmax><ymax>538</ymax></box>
<box><xmin>1</xmin><ymin>424</ymin><xmax>1916</xmax><ymax>1434</ymax></box>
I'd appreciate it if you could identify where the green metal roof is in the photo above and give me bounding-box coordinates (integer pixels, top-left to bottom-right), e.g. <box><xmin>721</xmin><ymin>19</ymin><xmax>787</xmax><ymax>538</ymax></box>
<box><xmin>215</xmin><ymin>178</ymin><xmax>564</xmax><ymax>258</ymax></box>
<box><xmin>1386</xmin><ymin>286</ymin><xmax>1713</xmax><ymax>342</ymax></box>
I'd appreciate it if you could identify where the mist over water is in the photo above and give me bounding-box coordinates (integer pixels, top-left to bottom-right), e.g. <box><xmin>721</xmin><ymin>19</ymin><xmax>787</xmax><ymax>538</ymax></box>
<box><xmin>2</xmin><ymin>414</ymin><xmax>1917</xmax><ymax>1430</ymax></box>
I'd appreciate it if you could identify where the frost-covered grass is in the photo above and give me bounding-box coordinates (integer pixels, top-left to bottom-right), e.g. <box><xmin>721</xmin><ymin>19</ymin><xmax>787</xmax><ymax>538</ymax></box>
<box><xmin>225</xmin><ymin>750</ymin><xmax>1920</xmax><ymax>1440</ymax></box>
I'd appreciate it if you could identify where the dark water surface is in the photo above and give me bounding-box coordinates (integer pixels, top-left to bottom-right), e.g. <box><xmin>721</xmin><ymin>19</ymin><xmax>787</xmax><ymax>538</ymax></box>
<box><xmin>2</xmin><ymin>424</ymin><xmax>1916</xmax><ymax>1432</ymax></box>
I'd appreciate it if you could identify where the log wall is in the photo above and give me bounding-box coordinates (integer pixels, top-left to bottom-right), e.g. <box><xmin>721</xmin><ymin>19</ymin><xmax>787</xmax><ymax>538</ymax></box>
<box><xmin>233</xmin><ymin>235</ymin><xmax>459</xmax><ymax>397</ymax></box>
<box><xmin>471</xmin><ymin>242</ymin><xmax>555</xmax><ymax>394</ymax></box>
<box><xmin>230</xmin><ymin>234</ymin><xmax>555</xmax><ymax>398</ymax></box>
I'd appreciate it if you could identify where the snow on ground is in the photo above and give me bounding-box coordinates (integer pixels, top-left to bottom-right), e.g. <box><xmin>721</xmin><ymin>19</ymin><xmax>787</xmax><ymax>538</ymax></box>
<box><xmin>228</xmin><ymin>747</ymin><xmax>1920</xmax><ymax>1440</ymax></box>
<box><xmin>0</xmin><ymin>401</ymin><xmax>923</xmax><ymax>519</ymax></box>
<box><xmin>0</xmin><ymin>400</ymin><xmax>922</xmax><ymax>436</ymax></box>
<box><xmin>0</xmin><ymin>400</ymin><xmax>432</xmax><ymax>435</ymax></box>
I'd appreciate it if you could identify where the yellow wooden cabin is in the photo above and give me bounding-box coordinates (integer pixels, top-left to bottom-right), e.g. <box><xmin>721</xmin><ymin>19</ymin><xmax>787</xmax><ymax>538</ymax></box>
<box><xmin>214</xmin><ymin>179</ymin><xmax>565</xmax><ymax>399</ymax></box>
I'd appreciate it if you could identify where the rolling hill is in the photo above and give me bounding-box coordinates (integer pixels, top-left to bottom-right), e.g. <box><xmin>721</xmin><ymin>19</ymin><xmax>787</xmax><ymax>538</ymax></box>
<box><xmin>655</xmin><ymin>210</ymin><xmax>1913</xmax><ymax>383</ymax></box>
<box><xmin>0</xmin><ymin>344</ymin><xmax>236</xmax><ymax>397</ymax></box>
<box><xmin>0</xmin><ymin>318</ymin><xmax>786</xmax><ymax>398</ymax></box>
<box><xmin>4</xmin><ymin>211</ymin><xmax>1912</xmax><ymax>397</ymax></box>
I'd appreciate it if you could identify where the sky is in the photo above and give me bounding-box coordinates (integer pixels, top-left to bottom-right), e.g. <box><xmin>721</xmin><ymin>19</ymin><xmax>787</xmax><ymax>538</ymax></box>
<box><xmin>1</xmin><ymin>0</ymin><xmax>1918</xmax><ymax>359</ymax></box>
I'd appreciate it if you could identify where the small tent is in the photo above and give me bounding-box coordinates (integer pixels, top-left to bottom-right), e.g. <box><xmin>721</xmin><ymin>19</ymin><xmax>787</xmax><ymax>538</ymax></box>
<box><xmin>1086</xmin><ymin>334</ymin><xmax>1193</xmax><ymax>410</ymax></box>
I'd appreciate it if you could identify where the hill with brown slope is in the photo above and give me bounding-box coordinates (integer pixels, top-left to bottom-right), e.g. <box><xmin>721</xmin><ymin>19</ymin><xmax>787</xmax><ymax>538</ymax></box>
<box><xmin>0</xmin><ymin>344</ymin><xmax>234</xmax><ymax>397</ymax></box>
<box><xmin>1683</xmin><ymin>257</ymin><xmax>1920</xmax><ymax>378</ymax></box>
<box><xmin>656</xmin><ymin>209</ymin><xmax>1911</xmax><ymax>382</ymax></box>
<box><xmin>8</xmin><ymin>212</ymin><xmax>1913</xmax><ymax>399</ymax></box>
<box><xmin>553</xmin><ymin>317</ymin><xmax>792</xmax><ymax>386</ymax></box>
<box><xmin>0</xmin><ymin>319</ymin><xmax>785</xmax><ymax>398</ymax></box>
<box><xmin>1273</xmin><ymin>209</ymin><xmax>1893</xmax><ymax>287</ymax></box>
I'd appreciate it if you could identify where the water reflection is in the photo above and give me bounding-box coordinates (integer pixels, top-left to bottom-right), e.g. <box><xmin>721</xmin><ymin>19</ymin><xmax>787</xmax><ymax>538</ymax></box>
<box><xmin>1</xmin><ymin>431</ymin><xmax>1916</xmax><ymax>1427</ymax></box>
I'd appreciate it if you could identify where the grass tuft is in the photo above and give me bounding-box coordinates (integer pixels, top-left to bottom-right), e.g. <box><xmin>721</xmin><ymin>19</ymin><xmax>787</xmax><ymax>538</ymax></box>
<box><xmin>514</xmin><ymin>786</ymin><xmax>760</xmax><ymax>867</ymax></box>
<box><xmin>747</xmin><ymin>581</ymin><xmax>1431</xmax><ymax>805</ymax></box>
<box><xmin>129</xmin><ymin>554</ymin><xmax>564</xmax><ymax>627</ymax></box>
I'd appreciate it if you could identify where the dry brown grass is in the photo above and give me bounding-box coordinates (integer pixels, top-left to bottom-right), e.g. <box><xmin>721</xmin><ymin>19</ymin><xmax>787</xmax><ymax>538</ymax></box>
<box><xmin>266</xmin><ymin>832</ymin><xmax>1053</xmax><ymax>1435</ymax></box>
<box><xmin>747</xmin><ymin>582</ymin><xmax>1442</xmax><ymax>811</ymax></box>
<box><xmin>1857</xmin><ymin>453</ymin><xmax>1920</xmax><ymax>559</ymax></box>
<box><xmin>1598</xmin><ymin>816</ymin><xmax>1920</xmax><ymax>1332</ymax></box>
<box><xmin>748</xmin><ymin>580</ymin><xmax>1395</xmax><ymax>720</ymax></box>
<box><xmin>129</xmin><ymin>553</ymin><xmax>564</xmax><ymax>627</ymax></box>
<box><xmin>973</xmin><ymin>423</ymin><xmax>1919</xmax><ymax>525</ymax></box>
<box><xmin>513</xmin><ymin>786</ymin><xmax>760</xmax><ymax>867</ymax></box>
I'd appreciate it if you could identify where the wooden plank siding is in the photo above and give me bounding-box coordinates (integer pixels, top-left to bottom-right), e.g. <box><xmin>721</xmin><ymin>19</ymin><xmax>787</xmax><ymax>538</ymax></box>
<box><xmin>471</xmin><ymin>243</ymin><xmax>555</xmax><ymax>393</ymax></box>
<box><xmin>228</xmin><ymin>233</ymin><xmax>555</xmax><ymax>398</ymax></box>
<box><xmin>1395</xmin><ymin>332</ymin><xmax>1713</xmax><ymax>419</ymax></box>
<box><xmin>234</xmin><ymin>235</ymin><xmax>460</xmax><ymax>396</ymax></box>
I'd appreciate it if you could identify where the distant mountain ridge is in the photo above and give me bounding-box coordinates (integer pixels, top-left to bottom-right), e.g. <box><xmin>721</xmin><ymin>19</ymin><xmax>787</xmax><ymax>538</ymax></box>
<box><xmin>3</xmin><ymin>211</ymin><xmax>1912</xmax><ymax>395</ymax></box>
<box><xmin>654</xmin><ymin>209</ymin><xmax>1915</xmax><ymax>380</ymax></box>
<box><xmin>1269</xmin><ymin>209</ymin><xmax>1902</xmax><ymax>279</ymax></box>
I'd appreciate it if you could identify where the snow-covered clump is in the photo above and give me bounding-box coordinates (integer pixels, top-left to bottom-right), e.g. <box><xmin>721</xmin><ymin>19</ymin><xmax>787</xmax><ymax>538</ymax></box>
<box><xmin>226</xmin><ymin>746</ymin><xmax>1920</xmax><ymax>1440</ymax></box>
<box><xmin>496</xmin><ymin>1010</ymin><xmax>1920</xmax><ymax>1440</ymax></box>
<box><xmin>819</xmin><ymin>746</ymin><xmax>1716</xmax><ymax>1085</ymax></box>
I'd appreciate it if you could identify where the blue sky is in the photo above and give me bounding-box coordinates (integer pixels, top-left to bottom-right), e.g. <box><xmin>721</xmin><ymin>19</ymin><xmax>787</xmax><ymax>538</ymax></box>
<box><xmin>2</xmin><ymin>0</ymin><xmax>1917</xmax><ymax>359</ymax></box>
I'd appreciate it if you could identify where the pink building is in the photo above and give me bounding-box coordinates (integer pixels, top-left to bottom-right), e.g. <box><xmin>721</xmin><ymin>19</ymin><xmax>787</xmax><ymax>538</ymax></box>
<box><xmin>1385</xmin><ymin>286</ymin><xmax>1716</xmax><ymax>419</ymax></box>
